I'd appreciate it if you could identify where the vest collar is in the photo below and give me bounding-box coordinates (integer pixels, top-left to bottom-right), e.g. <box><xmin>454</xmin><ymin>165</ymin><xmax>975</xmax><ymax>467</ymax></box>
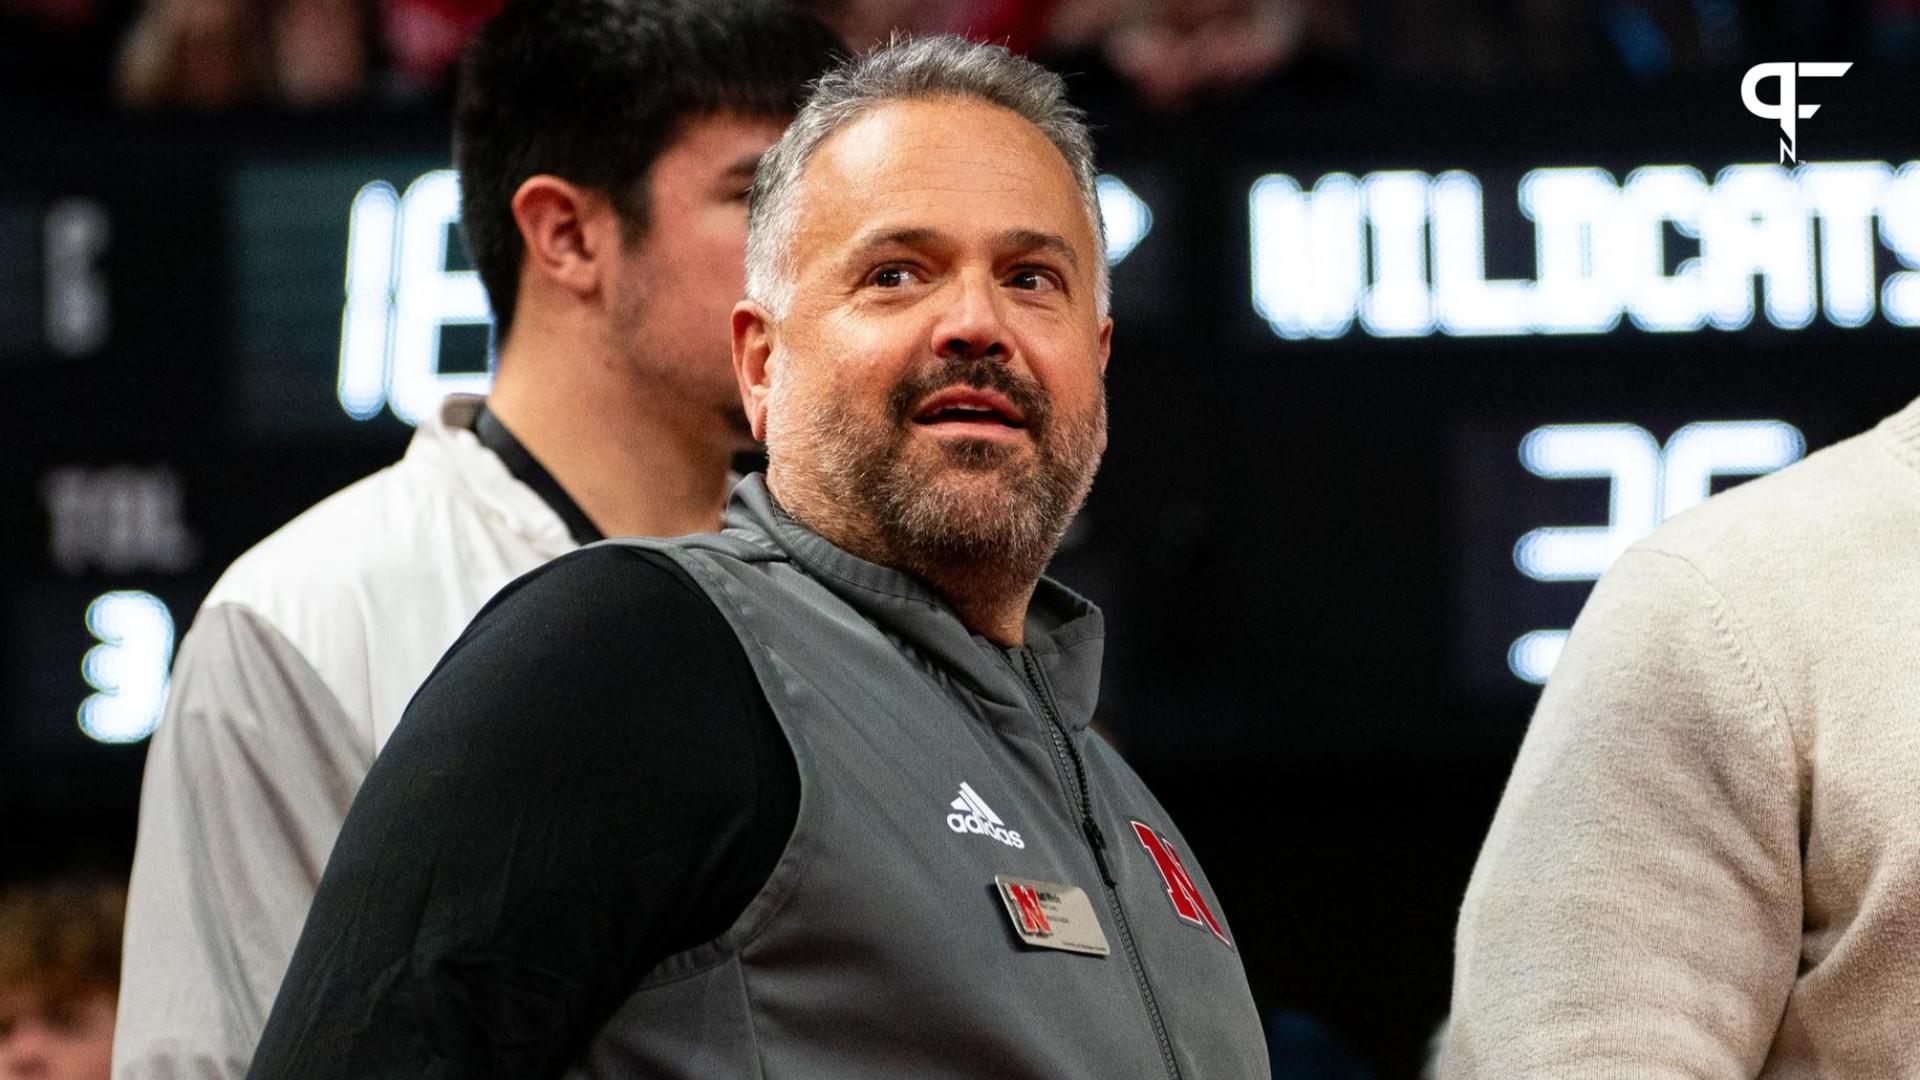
<box><xmin>723</xmin><ymin>474</ymin><xmax>1106</xmax><ymax>732</ymax></box>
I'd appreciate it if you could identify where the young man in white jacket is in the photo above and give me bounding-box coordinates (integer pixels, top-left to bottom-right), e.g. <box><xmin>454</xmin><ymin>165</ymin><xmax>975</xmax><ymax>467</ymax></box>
<box><xmin>111</xmin><ymin>4</ymin><xmax>839</xmax><ymax>1078</ymax></box>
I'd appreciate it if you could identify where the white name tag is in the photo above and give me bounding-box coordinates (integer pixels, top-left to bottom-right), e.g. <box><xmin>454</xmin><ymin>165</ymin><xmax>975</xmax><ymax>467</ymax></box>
<box><xmin>994</xmin><ymin>875</ymin><xmax>1111</xmax><ymax>957</ymax></box>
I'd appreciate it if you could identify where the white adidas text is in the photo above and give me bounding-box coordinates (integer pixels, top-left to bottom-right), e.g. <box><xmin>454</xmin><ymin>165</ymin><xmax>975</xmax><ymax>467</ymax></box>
<box><xmin>947</xmin><ymin>782</ymin><xmax>1026</xmax><ymax>849</ymax></box>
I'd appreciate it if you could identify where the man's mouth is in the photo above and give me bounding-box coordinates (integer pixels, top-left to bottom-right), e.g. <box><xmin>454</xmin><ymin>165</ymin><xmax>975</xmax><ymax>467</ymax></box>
<box><xmin>910</xmin><ymin>388</ymin><xmax>1028</xmax><ymax>431</ymax></box>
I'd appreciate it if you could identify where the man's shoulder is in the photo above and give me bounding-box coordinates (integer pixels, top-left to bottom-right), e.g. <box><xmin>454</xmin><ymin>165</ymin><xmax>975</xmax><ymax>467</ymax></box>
<box><xmin>190</xmin><ymin>451</ymin><xmax>546</xmax><ymax>728</ymax></box>
<box><xmin>207</xmin><ymin>456</ymin><xmax>475</xmax><ymax>608</ymax></box>
<box><xmin>1569</xmin><ymin>411</ymin><xmax>1920</xmax><ymax>705</ymax></box>
<box><xmin>1631</xmin><ymin>416</ymin><xmax>1920</xmax><ymax>592</ymax></box>
<box><xmin>468</xmin><ymin>542</ymin><xmax>720</xmax><ymax>637</ymax></box>
<box><xmin>403</xmin><ymin>544</ymin><xmax>752</xmax><ymax>747</ymax></box>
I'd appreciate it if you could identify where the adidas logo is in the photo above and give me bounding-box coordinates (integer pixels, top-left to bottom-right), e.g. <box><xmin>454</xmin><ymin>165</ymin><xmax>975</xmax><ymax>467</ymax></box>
<box><xmin>946</xmin><ymin>782</ymin><xmax>1026</xmax><ymax>849</ymax></box>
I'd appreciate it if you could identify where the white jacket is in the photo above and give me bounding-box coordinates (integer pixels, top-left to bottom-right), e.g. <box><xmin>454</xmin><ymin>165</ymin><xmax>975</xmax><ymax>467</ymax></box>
<box><xmin>115</xmin><ymin>395</ymin><xmax>578</xmax><ymax>1080</ymax></box>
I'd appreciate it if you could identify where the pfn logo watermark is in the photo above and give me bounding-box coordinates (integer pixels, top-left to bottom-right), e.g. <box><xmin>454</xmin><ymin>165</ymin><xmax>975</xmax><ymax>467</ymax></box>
<box><xmin>1742</xmin><ymin>62</ymin><xmax>1852</xmax><ymax>164</ymax></box>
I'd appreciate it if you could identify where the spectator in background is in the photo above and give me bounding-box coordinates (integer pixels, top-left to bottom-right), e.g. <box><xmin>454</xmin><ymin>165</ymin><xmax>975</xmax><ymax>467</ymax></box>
<box><xmin>116</xmin><ymin>0</ymin><xmax>272</xmax><ymax>110</ymax></box>
<box><xmin>0</xmin><ymin>879</ymin><xmax>125</xmax><ymax>1080</ymax></box>
<box><xmin>1049</xmin><ymin>0</ymin><xmax>1358</xmax><ymax>112</ymax></box>
<box><xmin>274</xmin><ymin>0</ymin><xmax>373</xmax><ymax>108</ymax></box>
<box><xmin>1097</xmin><ymin>0</ymin><xmax>1330</xmax><ymax>112</ymax></box>
<box><xmin>118</xmin><ymin>0</ymin><xmax>378</xmax><ymax>110</ymax></box>
<box><xmin>799</xmin><ymin>0</ymin><xmax>1060</xmax><ymax>53</ymax></box>
<box><xmin>111</xmin><ymin>3</ymin><xmax>841</xmax><ymax>1079</ymax></box>
<box><xmin>379</xmin><ymin>0</ymin><xmax>500</xmax><ymax>98</ymax></box>
<box><xmin>798</xmin><ymin>0</ymin><xmax>1354</xmax><ymax>113</ymax></box>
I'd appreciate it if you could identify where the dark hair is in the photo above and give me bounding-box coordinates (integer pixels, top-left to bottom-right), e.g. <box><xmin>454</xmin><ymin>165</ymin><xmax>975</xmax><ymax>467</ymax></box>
<box><xmin>454</xmin><ymin>0</ymin><xmax>841</xmax><ymax>339</ymax></box>
<box><xmin>0</xmin><ymin>877</ymin><xmax>126</xmax><ymax>1007</ymax></box>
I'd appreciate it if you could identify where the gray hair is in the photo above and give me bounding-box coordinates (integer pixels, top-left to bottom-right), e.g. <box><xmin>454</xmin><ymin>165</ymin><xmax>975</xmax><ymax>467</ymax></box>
<box><xmin>745</xmin><ymin>35</ymin><xmax>1108</xmax><ymax>319</ymax></box>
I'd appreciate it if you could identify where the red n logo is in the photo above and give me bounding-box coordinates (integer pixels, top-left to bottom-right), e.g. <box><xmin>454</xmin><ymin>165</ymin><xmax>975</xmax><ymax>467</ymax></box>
<box><xmin>1129</xmin><ymin>820</ymin><xmax>1231</xmax><ymax>947</ymax></box>
<box><xmin>1009</xmin><ymin>883</ymin><xmax>1053</xmax><ymax>936</ymax></box>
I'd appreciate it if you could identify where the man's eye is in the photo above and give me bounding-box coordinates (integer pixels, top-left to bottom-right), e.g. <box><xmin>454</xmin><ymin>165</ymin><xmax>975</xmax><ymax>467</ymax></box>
<box><xmin>872</xmin><ymin>267</ymin><xmax>913</xmax><ymax>288</ymax></box>
<box><xmin>1008</xmin><ymin>269</ymin><xmax>1058</xmax><ymax>292</ymax></box>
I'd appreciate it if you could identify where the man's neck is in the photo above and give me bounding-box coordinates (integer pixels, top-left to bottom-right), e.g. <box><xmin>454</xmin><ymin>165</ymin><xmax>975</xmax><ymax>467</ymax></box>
<box><xmin>769</xmin><ymin>475</ymin><xmax>1038</xmax><ymax>646</ymax></box>
<box><xmin>486</xmin><ymin>334</ymin><xmax>735</xmax><ymax>539</ymax></box>
<box><xmin>913</xmin><ymin>560</ymin><xmax>1037</xmax><ymax>647</ymax></box>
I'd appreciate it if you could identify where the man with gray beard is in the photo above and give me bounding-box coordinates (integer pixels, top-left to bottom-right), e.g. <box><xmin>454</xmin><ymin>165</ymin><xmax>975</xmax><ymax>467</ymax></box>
<box><xmin>246</xmin><ymin>35</ymin><xmax>1266</xmax><ymax>1079</ymax></box>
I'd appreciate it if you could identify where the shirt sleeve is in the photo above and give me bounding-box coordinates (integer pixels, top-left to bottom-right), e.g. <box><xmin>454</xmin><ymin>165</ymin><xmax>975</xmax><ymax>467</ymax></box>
<box><xmin>116</xmin><ymin>604</ymin><xmax>371</xmax><ymax>1080</ymax></box>
<box><xmin>244</xmin><ymin>545</ymin><xmax>797</xmax><ymax>1080</ymax></box>
<box><xmin>1441</xmin><ymin>548</ymin><xmax>1803</xmax><ymax>1078</ymax></box>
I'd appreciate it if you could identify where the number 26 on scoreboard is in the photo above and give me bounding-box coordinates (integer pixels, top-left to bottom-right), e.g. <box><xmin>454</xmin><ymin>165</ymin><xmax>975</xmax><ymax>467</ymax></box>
<box><xmin>1507</xmin><ymin>419</ymin><xmax>1804</xmax><ymax>683</ymax></box>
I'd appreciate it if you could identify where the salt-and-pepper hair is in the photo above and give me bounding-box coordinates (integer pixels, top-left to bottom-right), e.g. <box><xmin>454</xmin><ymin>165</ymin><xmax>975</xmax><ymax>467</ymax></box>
<box><xmin>744</xmin><ymin>35</ymin><xmax>1109</xmax><ymax>319</ymax></box>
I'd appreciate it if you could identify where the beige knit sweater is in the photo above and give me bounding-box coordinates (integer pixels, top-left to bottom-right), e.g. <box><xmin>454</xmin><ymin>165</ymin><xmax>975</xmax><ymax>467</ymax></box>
<box><xmin>1441</xmin><ymin>397</ymin><xmax>1920</xmax><ymax>1078</ymax></box>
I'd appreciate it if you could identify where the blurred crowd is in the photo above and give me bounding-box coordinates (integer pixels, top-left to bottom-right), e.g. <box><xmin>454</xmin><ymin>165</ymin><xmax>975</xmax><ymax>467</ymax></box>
<box><xmin>3</xmin><ymin>0</ymin><xmax>1915</xmax><ymax>117</ymax></box>
<box><xmin>0</xmin><ymin>878</ymin><xmax>123</xmax><ymax>1080</ymax></box>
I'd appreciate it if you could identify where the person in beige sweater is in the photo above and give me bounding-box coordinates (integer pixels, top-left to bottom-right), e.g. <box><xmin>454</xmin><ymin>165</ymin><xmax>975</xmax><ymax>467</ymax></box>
<box><xmin>1442</xmin><ymin>396</ymin><xmax>1920</xmax><ymax>1078</ymax></box>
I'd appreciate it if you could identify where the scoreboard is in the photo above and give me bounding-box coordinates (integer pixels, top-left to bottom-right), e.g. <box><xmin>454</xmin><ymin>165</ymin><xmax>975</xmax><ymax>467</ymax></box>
<box><xmin>4</xmin><ymin>81</ymin><xmax>1916</xmax><ymax>819</ymax></box>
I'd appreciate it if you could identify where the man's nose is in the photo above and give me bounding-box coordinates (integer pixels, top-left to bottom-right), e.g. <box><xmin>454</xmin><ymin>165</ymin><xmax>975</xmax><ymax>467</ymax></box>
<box><xmin>932</xmin><ymin>271</ymin><xmax>1009</xmax><ymax>362</ymax></box>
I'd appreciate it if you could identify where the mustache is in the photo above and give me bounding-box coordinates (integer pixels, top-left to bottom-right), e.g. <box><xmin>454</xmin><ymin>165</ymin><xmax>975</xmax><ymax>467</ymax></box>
<box><xmin>887</xmin><ymin>357</ymin><xmax>1052</xmax><ymax>434</ymax></box>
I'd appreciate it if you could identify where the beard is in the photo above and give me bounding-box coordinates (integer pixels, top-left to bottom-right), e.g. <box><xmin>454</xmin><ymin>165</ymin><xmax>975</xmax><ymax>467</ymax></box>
<box><xmin>770</xmin><ymin>354</ymin><xmax>1107</xmax><ymax>584</ymax></box>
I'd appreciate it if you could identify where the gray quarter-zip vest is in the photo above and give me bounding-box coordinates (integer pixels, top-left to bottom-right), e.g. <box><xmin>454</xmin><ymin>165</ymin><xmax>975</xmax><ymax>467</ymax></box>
<box><xmin>568</xmin><ymin>476</ymin><xmax>1268</xmax><ymax>1080</ymax></box>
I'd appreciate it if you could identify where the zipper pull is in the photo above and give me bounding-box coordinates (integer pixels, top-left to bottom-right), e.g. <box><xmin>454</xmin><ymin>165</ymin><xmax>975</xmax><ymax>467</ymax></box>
<box><xmin>1084</xmin><ymin>817</ymin><xmax>1117</xmax><ymax>887</ymax></box>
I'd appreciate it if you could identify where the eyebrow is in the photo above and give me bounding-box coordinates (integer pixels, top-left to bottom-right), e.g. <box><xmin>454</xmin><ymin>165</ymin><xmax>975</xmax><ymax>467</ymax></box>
<box><xmin>997</xmin><ymin>228</ymin><xmax>1080</xmax><ymax>269</ymax></box>
<box><xmin>724</xmin><ymin>154</ymin><xmax>762</xmax><ymax>180</ymax></box>
<box><xmin>844</xmin><ymin>226</ymin><xmax>1081</xmax><ymax>268</ymax></box>
<box><xmin>848</xmin><ymin>226</ymin><xmax>940</xmax><ymax>258</ymax></box>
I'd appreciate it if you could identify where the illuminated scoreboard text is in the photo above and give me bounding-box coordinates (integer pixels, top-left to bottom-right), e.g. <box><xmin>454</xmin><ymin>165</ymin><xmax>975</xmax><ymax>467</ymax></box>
<box><xmin>1251</xmin><ymin>162</ymin><xmax>1920</xmax><ymax>339</ymax></box>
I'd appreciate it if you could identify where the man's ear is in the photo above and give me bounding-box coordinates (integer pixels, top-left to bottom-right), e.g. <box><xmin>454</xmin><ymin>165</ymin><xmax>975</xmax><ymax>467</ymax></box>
<box><xmin>1097</xmin><ymin>315</ymin><xmax>1113</xmax><ymax>375</ymax></box>
<box><xmin>510</xmin><ymin>175</ymin><xmax>615</xmax><ymax>301</ymax></box>
<box><xmin>732</xmin><ymin>300</ymin><xmax>777</xmax><ymax>442</ymax></box>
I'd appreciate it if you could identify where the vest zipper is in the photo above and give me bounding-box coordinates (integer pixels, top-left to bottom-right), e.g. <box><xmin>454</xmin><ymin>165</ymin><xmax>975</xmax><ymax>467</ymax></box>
<box><xmin>1012</xmin><ymin>648</ymin><xmax>1183</xmax><ymax>1080</ymax></box>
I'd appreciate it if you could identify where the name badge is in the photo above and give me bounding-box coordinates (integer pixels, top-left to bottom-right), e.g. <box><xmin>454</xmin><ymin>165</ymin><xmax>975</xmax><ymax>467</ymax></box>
<box><xmin>994</xmin><ymin>875</ymin><xmax>1111</xmax><ymax>957</ymax></box>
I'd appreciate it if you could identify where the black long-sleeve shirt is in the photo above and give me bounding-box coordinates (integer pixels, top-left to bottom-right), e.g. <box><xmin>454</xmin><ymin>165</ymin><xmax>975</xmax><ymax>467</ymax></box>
<box><xmin>247</xmin><ymin>546</ymin><xmax>797</xmax><ymax>1078</ymax></box>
